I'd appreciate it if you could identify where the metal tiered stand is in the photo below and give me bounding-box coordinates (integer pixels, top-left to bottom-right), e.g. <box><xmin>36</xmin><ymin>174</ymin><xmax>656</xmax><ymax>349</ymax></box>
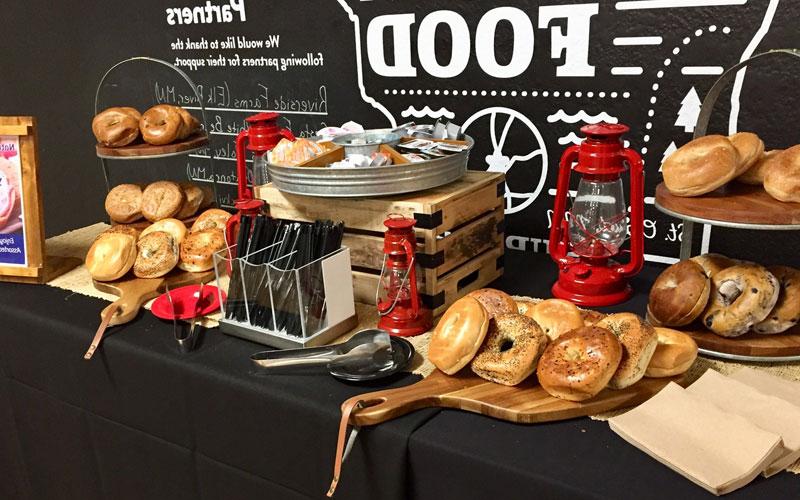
<box><xmin>655</xmin><ymin>49</ymin><xmax>800</xmax><ymax>363</ymax></box>
<box><xmin>94</xmin><ymin>56</ymin><xmax>217</xmax><ymax>202</ymax></box>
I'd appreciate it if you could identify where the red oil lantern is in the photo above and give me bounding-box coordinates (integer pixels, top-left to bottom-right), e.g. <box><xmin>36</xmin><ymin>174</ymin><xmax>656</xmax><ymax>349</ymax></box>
<box><xmin>376</xmin><ymin>214</ymin><xmax>432</xmax><ymax>336</ymax></box>
<box><xmin>226</xmin><ymin>112</ymin><xmax>294</xmax><ymax>250</ymax></box>
<box><xmin>548</xmin><ymin>123</ymin><xmax>644</xmax><ymax>306</ymax></box>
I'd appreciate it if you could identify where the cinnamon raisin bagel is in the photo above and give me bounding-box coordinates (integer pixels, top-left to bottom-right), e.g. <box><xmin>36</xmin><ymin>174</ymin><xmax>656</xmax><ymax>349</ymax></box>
<box><xmin>753</xmin><ymin>265</ymin><xmax>800</xmax><ymax>334</ymax></box>
<box><xmin>702</xmin><ymin>264</ymin><xmax>780</xmax><ymax>337</ymax></box>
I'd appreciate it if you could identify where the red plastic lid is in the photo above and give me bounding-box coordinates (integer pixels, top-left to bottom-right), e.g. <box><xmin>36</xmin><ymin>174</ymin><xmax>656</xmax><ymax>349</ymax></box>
<box><xmin>246</xmin><ymin>112</ymin><xmax>280</xmax><ymax>124</ymax></box>
<box><xmin>581</xmin><ymin>123</ymin><xmax>630</xmax><ymax>138</ymax></box>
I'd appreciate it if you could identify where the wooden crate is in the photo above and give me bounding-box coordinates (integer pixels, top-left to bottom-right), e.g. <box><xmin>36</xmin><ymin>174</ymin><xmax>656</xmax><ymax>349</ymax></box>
<box><xmin>255</xmin><ymin>171</ymin><xmax>505</xmax><ymax>315</ymax></box>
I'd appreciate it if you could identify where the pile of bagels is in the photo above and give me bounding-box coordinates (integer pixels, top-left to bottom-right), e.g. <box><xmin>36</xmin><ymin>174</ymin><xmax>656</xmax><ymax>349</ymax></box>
<box><xmin>428</xmin><ymin>288</ymin><xmax>698</xmax><ymax>402</ymax></box>
<box><xmin>92</xmin><ymin>105</ymin><xmax>201</xmax><ymax>148</ymax></box>
<box><xmin>663</xmin><ymin>132</ymin><xmax>800</xmax><ymax>202</ymax></box>
<box><xmin>649</xmin><ymin>253</ymin><xmax>800</xmax><ymax>337</ymax></box>
<box><xmin>85</xmin><ymin>208</ymin><xmax>231</xmax><ymax>281</ymax></box>
<box><xmin>105</xmin><ymin>181</ymin><xmax>212</xmax><ymax>224</ymax></box>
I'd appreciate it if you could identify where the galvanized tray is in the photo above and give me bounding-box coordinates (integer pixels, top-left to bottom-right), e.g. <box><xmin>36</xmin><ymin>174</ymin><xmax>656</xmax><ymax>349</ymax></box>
<box><xmin>267</xmin><ymin>135</ymin><xmax>474</xmax><ymax>197</ymax></box>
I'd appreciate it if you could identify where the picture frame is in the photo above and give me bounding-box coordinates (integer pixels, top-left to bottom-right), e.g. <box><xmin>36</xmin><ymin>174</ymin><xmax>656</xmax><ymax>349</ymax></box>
<box><xmin>0</xmin><ymin>116</ymin><xmax>79</xmax><ymax>283</ymax></box>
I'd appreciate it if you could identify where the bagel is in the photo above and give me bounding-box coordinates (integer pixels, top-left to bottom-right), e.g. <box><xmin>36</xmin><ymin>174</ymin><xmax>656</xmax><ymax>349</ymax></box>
<box><xmin>648</xmin><ymin>260</ymin><xmax>710</xmax><ymax>327</ymax></box>
<box><xmin>466</xmin><ymin>288</ymin><xmax>517</xmax><ymax>320</ymax></box>
<box><xmin>191</xmin><ymin>208</ymin><xmax>232</xmax><ymax>233</ymax></box>
<box><xmin>92</xmin><ymin>107</ymin><xmax>141</xmax><ymax>147</ymax></box>
<box><xmin>753</xmin><ymin>265</ymin><xmax>800</xmax><ymax>334</ymax></box>
<box><xmin>140</xmin><ymin>105</ymin><xmax>183</xmax><ymax>145</ymax></box>
<box><xmin>85</xmin><ymin>232</ymin><xmax>137</xmax><ymax>282</ymax></box>
<box><xmin>133</xmin><ymin>231</ymin><xmax>179</xmax><ymax>278</ymax></box>
<box><xmin>645</xmin><ymin>327</ymin><xmax>698</xmax><ymax>378</ymax></box>
<box><xmin>175</xmin><ymin>107</ymin><xmax>201</xmax><ymax>140</ymax></box>
<box><xmin>428</xmin><ymin>295</ymin><xmax>490</xmax><ymax>375</ymax></box>
<box><xmin>198</xmin><ymin>185</ymin><xmax>215</xmax><ymax>209</ymax></box>
<box><xmin>175</xmin><ymin>183</ymin><xmax>204</xmax><ymax>219</ymax></box>
<box><xmin>662</xmin><ymin>135</ymin><xmax>739</xmax><ymax>197</ymax></box>
<box><xmin>141</xmin><ymin>181</ymin><xmax>184</xmax><ymax>222</ymax></box>
<box><xmin>764</xmin><ymin>145</ymin><xmax>800</xmax><ymax>203</ymax></box>
<box><xmin>582</xmin><ymin>309</ymin><xmax>606</xmax><ymax>326</ymax></box>
<box><xmin>536</xmin><ymin>326</ymin><xmax>623</xmax><ymax>401</ymax></box>
<box><xmin>470</xmin><ymin>313</ymin><xmax>548</xmax><ymax>386</ymax></box>
<box><xmin>728</xmin><ymin>132</ymin><xmax>764</xmax><ymax>176</ymax></box>
<box><xmin>690</xmin><ymin>253</ymin><xmax>739</xmax><ymax>279</ymax></box>
<box><xmin>515</xmin><ymin>300</ymin><xmax>535</xmax><ymax>317</ymax></box>
<box><xmin>595</xmin><ymin>313</ymin><xmax>658</xmax><ymax>389</ymax></box>
<box><xmin>178</xmin><ymin>229</ymin><xmax>226</xmax><ymax>272</ymax></box>
<box><xmin>101</xmin><ymin>224</ymin><xmax>140</xmax><ymax>240</ymax></box>
<box><xmin>529</xmin><ymin>298</ymin><xmax>584</xmax><ymax>341</ymax></box>
<box><xmin>737</xmin><ymin>149</ymin><xmax>784</xmax><ymax>185</ymax></box>
<box><xmin>140</xmin><ymin>218</ymin><xmax>188</xmax><ymax>245</ymax></box>
<box><xmin>105</xmin><ymin>184</ymin><xmax>143</xmax><ymax>223</ymax></box>
<box><xmin>702</xmin><ymin>264</ymin><xmax>780</xmax><ymax>337</ymax></box>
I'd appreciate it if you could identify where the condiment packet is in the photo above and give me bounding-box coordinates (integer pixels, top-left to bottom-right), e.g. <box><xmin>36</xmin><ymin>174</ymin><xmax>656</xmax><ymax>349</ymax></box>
<box><xmin>398</xmin><ymin>139</ymin><xmax>437</xmax><ymax>150</ymax></box>
<box><xmin>687</xmin><ymin>370</ymin><xmax>800</xmax><ymax>477</ymax></box>
<box><xmin>436</xmin><ymin>142</ymin><xmax>470</xmax><ymax>153</ymax></box>
<box><xmin>402</xmin><ymin>153</ymin><xmax>427</xmax><ymax>163</ymax></box>
<box><xmin>609</xmin><ymin>382</ymin><xmax>782</xmax><ymax>496</ymax></box>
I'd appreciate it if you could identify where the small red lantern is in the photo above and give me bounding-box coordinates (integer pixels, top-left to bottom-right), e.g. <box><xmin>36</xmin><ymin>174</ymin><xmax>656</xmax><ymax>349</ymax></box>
<box><xmin>377</xmin><ymin>215</ymin><xmax>432</xmax><ymax>336</ymax></box>
<box><xmin>225</xmin><ymin>112</ymin><xmax>295</xmax><ymax>249</ymax></box>
<box><xmin>548</xmin><ymin>123</ymin><xmax>645</xmax><ymax>306</ymax></box>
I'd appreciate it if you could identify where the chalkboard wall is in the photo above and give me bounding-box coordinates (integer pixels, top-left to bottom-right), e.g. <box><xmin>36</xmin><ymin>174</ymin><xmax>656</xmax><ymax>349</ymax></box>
<box><xmin>1</xmin><ymin>0</ymin><xmax>798</xmax><ymax>268</ymax></box>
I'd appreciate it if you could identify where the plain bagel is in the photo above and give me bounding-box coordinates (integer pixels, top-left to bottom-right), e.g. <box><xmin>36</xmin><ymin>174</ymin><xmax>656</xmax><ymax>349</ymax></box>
<box><xmin>662</xmin><ymin>135</ymin><xmax>739</xmax><ymax>197</ymax></box>
<box><xmin>595</xmin><ymin>313</ymin><xmax>658</xmax><ymax>390</ymax></box>
<box><xmin>645</xmin><ymin>327</ymin><xmax>698</xmax><ymax>378</ymax></box>
<box><xmin>140</xmin><ymin>105</ymin><xmax>183</xmax><ymax>146</ymax></box>
<box><xmin>85</xmin><ymin>232</ymin><xmax>137</xmax><ymax>282</ymax></box>
<box><xmin>530</xmin><ymin>298</ymin><xmax>584</xmax><ymax>341</ymax></box>
<box><xmin>690</xmin><ymin>253</ymin><xmax>739</xmax><ymax>279</ymax></box>
<box><xmin>536</xmin><ymin>326</ymin><xmax>622</xmax><ymax>402</ymax></box>
<box><xmin>702</xmin><ymin>264</ymin><xmax>780</xmax><ymax>337</ymax></box>
<box><xmin>428</xmin><ymin>295</ymin><xmax>490</xmax><ymax>375</ymax></box>
<box><xmin>92</xmin><ymin>107</ymin><xmax>141</xmax><ymax>147</ymax></box>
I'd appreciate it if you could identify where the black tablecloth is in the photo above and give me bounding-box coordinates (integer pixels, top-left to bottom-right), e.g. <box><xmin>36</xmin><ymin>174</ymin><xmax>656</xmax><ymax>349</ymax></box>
<box><xmin>1</xmin><ymin>251</ymin><xmax>798</xmax><ymax>500</ymax></box>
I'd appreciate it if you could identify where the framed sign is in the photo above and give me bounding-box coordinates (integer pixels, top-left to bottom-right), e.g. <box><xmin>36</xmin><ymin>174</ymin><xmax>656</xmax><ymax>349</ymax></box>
<box><xmin>0</xmin><ymin>116</ymin><xmax>78</xmax><ymax>283</ymax></box>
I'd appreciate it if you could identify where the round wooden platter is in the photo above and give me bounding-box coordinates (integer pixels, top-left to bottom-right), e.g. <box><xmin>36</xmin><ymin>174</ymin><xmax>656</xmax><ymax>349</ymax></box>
<box><xmin>680</xmin><ymin>322</ymin><xmax>800</xmax><ymax>361</ymax></box>
<box><xmin>344</xmin><ymin>369</ymin><xmax>682</xmax><ymax>427</ymax></box>
<box><xmin>655</xmin><ymin>182</ymin><xmax>800</xmax><ymax>228</ymax></box>
<box><xmin>96</xmin><ymin>132</ymin><xmax>209</xmax><ymax>159</ymax></box>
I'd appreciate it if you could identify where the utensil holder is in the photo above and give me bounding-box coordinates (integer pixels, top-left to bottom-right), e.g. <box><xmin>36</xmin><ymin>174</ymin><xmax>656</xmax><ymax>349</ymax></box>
<box><xmin>213</xmin><ymin>242</ymin><xmax>358</xmax><ymax>348</ymax></box>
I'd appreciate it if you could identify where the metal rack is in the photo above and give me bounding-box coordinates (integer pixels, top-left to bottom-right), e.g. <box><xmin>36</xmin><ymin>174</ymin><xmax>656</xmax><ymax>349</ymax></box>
<box><xmin>93</xmin><ymin>56</ymin><xmax>218</xmax><ymax>202</ymax></box>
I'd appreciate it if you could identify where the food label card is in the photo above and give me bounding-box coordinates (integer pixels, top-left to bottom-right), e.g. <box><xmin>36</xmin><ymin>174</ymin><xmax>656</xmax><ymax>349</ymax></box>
<box><xmin>0</xmin><ymin>135</ymin><xmax>26</xmax><ymax>267</ymax></box>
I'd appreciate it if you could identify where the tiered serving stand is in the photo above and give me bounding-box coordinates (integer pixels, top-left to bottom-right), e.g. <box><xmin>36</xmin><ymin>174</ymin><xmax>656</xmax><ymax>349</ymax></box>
<box><xmin>654</xmin><ymin>49</ymin><xmax>800</xmax><ymax>362</ymax></box>
<box><xmin>93</xmin><ymin>56</ymin><xmax>217</xmax><ymax>202</ymax></box>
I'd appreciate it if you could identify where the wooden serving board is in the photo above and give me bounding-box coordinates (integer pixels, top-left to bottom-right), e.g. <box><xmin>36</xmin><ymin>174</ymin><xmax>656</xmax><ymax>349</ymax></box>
<box><xmin>655</xmin><ymin>182</ymin><xmax>800</xmax><ymax>226</ymax></box>
<box><xmin>110</xmin><ymin>214</ymin><xmax>200</xmax><ymax>231</ymax></box>
<box><xmin>96</xmin><ymin>132</ymin><xmax>209</xmax><ymax>158</ymax></box>
<box><xmin>93</xmin><ymin>269</ymin><xmax>213</xmax><ymax>327</ymax></box>
<box><xmin>680</xmin><ymin>322</ymin><xmax>800</xmax><ymax>357</ymax></box>
<box><xmin>345</xmin><ymin>369</ymin><xmax>680</xmax><ymax>426</ymax></box>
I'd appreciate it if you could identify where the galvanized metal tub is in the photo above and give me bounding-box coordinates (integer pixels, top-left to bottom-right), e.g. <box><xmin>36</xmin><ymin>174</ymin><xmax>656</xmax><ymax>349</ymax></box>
<box><xmin>267</xmin><ymin>135</ymin><xmax>474</xmax><ymax>197</ymax></box>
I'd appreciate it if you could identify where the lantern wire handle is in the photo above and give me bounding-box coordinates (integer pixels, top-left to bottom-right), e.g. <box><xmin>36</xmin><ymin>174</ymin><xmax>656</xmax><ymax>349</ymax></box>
<box><xmin>375</xmin><ymin>254</ymin><xmax>415</xmax><ymax>317</ymax></box>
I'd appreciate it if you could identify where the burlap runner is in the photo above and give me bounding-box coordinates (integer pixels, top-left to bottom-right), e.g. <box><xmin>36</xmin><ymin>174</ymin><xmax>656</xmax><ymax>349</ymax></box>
<box><xmin>41</xmin><ymin>225</ymin><xmax>800</xmax><ymax>473</ymax></box>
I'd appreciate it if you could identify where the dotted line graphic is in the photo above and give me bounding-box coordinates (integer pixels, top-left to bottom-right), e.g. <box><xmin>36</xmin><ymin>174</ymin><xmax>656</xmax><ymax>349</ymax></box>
<box><xmin>641</xmin><ymin>24</ymin><xmax>731</xmax><ymax>155</ymax></box>
<box><xmin>383</xmin><ymin>89</ymin><xmax>632</xmax><ymax>99</ymax></box>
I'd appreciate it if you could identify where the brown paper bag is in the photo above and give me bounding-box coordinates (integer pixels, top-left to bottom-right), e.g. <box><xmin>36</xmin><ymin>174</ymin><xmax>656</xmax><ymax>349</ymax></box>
<box><xmin>730</xmin><ymin>367</ymin><xmax>800</xmax><ymax>408</ymax></box>
<box><xmin>687</xmin><ymin>370</ymin><xmax>800</xmax><ymax>477</ymax></box>
<box><xmin>609</xmin><ymin>382</ymin><xmax>782</xmax><ymax>495</ymax></box>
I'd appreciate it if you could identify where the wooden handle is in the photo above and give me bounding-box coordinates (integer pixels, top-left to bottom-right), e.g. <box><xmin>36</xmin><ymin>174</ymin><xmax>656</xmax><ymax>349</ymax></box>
<box><xmin>345</xmin><ymin>371</ymin><xmax>458</xmax><ymax>426</ymax></box>
<box><xmin>101</xmin><ymin>281</ymin><xmax>162</xmax><ymax>327</ymax></box>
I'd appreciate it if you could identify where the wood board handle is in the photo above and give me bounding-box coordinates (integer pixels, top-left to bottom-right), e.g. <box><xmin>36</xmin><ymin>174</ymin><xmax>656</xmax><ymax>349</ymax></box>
<box><xmin>101</xmin><ymin>281</ymin><xmax>162</xmax><ymax>327</ymax></box>
<box><xmin>345</xmin><ymin>370</ymin><xmax>468</xmax><ymax>426</ymax></box>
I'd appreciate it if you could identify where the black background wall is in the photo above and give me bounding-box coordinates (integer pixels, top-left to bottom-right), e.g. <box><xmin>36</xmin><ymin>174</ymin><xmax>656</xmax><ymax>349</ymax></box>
<box><xmin>1</xmin><ymin>0</ymin><xmax>798</xmax><ymax>267</ymax></box>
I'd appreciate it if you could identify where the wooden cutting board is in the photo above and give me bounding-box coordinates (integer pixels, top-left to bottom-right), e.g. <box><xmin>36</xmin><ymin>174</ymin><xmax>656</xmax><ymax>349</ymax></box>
<box><xmin>93</xmin><ymin>269</ymin><xmax>214</xmax><ymax>327</ymax></box>
<box><xmin>345</xmin><ymin>369</ymin><xmax>681</xmax><ymax>426</ymax></box>
<box><xmin>680</xmin><ymin>323</ymin><xmax>800</xmax><ymax>357</ymax></box>
<box><xmin>95</xmin><ymin>132</ymin><xmax>209</xmax><ymax>158</ymax></box>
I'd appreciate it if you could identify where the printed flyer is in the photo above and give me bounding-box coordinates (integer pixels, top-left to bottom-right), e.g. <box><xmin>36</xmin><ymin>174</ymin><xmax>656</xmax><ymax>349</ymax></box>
<box><xmin>0</xmin><ymin>135</ymin><xmax>26</xmax><ymax>266</ymax></box>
